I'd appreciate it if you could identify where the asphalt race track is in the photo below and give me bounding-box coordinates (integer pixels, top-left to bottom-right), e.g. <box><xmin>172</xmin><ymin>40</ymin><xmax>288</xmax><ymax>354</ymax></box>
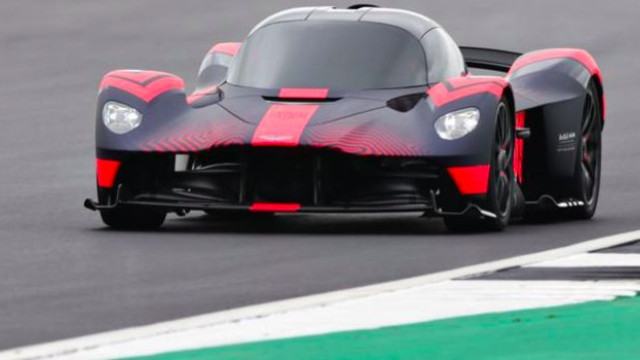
<box><xmin>0</xmin><ymin>0</ymin><xmax>639</xmax><ymax>350</ymax></box>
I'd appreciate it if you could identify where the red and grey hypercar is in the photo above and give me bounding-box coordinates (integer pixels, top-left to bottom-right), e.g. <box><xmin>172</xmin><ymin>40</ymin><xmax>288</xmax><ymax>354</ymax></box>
<box><xmin>85</xmin><ymin>5</ymin><xmax>605</xmax><ymax>232</ymax></box>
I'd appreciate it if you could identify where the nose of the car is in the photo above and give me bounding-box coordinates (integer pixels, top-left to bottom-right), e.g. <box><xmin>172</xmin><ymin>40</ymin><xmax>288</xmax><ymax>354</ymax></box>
<box><xmin>220</xmin><ymin>91</ymin><xmax>384</xmax><ymax>127</ymax></box>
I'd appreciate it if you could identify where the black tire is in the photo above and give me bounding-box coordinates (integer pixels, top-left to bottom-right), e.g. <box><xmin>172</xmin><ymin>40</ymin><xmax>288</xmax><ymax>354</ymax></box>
<box><xmin>568</xmin><ymin>80</ymin><xmax>602</xmax><ymax>220</ymax></box>
<box><xmin>100</xmin><ymin>207</ymin><xmax>166</xmax><ymax>230</ymax></box>
<box><xmin>444</xmin><ymin>100</ymin><xmax>515</xmax><ymax>233</ymax></box>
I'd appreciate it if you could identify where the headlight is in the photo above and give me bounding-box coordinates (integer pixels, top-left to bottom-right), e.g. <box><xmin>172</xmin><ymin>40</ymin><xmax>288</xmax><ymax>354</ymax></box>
<box><xmin>434</xmin><ymin>108</ymin><xmax>480</xmax><ymax>140</ymax></box>
<box><xmin>102</xmin><ymin>101</ymin><xmax>142</xmax><ymax>134</ymax></box>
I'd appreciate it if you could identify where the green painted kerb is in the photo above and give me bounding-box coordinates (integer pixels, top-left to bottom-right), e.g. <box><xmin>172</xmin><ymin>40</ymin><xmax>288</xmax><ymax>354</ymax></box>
<box><xmin>127</xmin><ymin>296</ymin><xmax>640</xmax><ymax>360</ymax></box>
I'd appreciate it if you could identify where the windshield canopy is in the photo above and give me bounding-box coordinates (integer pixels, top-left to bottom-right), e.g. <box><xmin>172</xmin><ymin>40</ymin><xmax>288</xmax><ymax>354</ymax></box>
<box><xmin>227</xmin><ymin>21</ymin><xmax>428</xmax><ymax>90</ymax></box>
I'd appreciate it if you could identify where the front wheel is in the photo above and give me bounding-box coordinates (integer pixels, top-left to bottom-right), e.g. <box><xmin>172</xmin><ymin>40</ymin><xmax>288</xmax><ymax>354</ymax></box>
<box><xmin>568</xmin><ymin>80</ymin><xmax>603</xmax><ymax>219</ymax></box>
<box><xmin>444</xmin><ymin>100</ymin><xmax>515</xmax><ymax>233</ymax></box>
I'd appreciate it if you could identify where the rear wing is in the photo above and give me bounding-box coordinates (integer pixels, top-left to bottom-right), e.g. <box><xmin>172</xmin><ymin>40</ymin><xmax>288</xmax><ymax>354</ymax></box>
<box><xmin>459</xmin><ymin>47</ymin><xmax>522</xmax><ymax>73</ymax></box>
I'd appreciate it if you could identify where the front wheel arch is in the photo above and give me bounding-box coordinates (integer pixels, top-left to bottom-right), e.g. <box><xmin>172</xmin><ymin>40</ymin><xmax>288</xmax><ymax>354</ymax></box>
<box><xmin>444</xmin><ymin>95</ymin><xmax>516</xmax><ymax>232</ymax></box>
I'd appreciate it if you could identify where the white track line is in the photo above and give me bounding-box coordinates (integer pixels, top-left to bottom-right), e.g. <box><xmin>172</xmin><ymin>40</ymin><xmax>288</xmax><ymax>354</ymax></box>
<box><xmin>47</xmin><ymin>280</ymin><xmax>640</xmax><ymax>360</ymax></box>
<box><xmin>3</xmin><ymin>229</ymin><xmax>640</xmax><ymax>360</ymax></box>
<box><xmin>527</xmin><ymin>253</ymin><xmax>640</xmax><ymax>268</ymax></box>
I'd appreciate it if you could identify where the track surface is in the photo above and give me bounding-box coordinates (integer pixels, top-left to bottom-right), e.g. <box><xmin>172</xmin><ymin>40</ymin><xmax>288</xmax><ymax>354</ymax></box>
<box><xmin>0</xmin><ymin>0</ymin><xmax>638</xmax><ymax>350</ymax></box>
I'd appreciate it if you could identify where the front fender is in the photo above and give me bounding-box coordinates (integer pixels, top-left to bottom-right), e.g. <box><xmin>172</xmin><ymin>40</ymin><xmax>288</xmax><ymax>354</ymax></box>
<box><xmin>96</xmin><ymin>74</ymin><xmax>509</xmax><ymax>167</ymax></box>
<box><xmin>96</xmin><ymin>70</ymin><xmax>187</xmax><ymax>151</ymax></box>
<box><xmin>96</xmin><ymin>70</ymin><xmax>256</xmax><ymax>153</ymax></box>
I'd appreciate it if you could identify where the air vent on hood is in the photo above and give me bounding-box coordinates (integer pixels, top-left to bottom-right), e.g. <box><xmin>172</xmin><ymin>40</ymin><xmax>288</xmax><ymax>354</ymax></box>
<box><xmin>386</xmin><ymin>93</ymin><xmax>425</xmax><ymax>112</ymax></box>
<box><xmin>347</xmin><ymin>4</ymin><xmax>380</xmax><ymax>9</ymax></box>
<box><xmin>262</xmin><ymin>96</ymin><xmax>342</xmax><ymax>103</ymax></box>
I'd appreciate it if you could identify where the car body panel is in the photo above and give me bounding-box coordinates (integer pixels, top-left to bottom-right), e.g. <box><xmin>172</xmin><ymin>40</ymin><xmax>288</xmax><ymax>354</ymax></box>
<box><xmin>87</xmin><ymin>6</ymin><xmax>604</xmax><ymax>220</ymax></box>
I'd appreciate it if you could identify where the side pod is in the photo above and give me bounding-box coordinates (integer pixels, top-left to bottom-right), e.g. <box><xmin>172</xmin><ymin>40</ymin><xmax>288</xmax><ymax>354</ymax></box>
<box><xmin>507</xmin><ymin>49</ymin><xmax>604</xmax><ymax>203</ymax></box>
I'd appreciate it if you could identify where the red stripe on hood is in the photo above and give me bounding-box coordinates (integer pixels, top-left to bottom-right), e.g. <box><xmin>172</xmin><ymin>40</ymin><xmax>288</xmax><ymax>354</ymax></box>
<box><xmin>252</xmin><ymin>88</ymin><xmax>328</xmax><ymax>147</ymax></box>
<box><xmin>279</xmin><ymin>88</ymin><xmax>329</xmax><ymax>99</ymax></box>
<box><xmin>252</xmin><ymin>104</ymin><xmax>319</xmax><ymax>146</ymax></box>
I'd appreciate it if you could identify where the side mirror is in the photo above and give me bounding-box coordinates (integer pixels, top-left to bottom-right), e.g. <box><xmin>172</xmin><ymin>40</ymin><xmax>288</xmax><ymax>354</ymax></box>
<box><xmin>190</xmin><ymin>42</ymin><xmax>241</xmax><ymax>107</ymax></box>
<box><xmin>187</xmin><ymin>85</ymin><xmax>222</xmax><ymax>107</ymax></box>
<box><xmin>195</xmin><ymin>42</ymin><xmax>241</xmax><ymax>89</ymax></box>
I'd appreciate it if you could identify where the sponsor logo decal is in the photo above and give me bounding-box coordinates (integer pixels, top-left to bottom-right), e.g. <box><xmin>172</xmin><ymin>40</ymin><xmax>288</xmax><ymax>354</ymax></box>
<box><xmin>559</xmin><ymin>132</ymin><xmax>576</xmax><ymax>141</ymax></box>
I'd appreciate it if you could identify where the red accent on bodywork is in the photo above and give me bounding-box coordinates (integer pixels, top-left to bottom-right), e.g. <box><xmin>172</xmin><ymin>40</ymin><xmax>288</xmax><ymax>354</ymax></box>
<box><xmin>99</xmin><ymin>70</ymin><xmax>185</xmax><ymax>103</ymax></box>
<box><xmin>96</xmin><ymin>159</ymin><xmax>121</xmax><ymax>188</ymax></box>
<box><xmin>252</xmin><ymin>104</ymin><xmax>320</xmax><ymax>146</ymax></box>
<box><xmin>106</xmin><ymin>71</ymin><xmax>160</xmax><ymax>84</ymax></box>
<box><xmin>509</xmin><ymin>49</ymin><xmax>606</xmax><ymax>120</ymax></box>
<box><xmin>509</xmin><ymin>49</ymin><xmax>599</xmax><ymax>76</ymax></box>
<box><xmin>447</xmin><ymin>165</ymin><xmax>491</xmax><ymax>195</ymax></box>
<box><xmin>425</xmin><ymin>83</ymin><xmax>449</xmax><ymax>107</ymax></box>
<box><xmin>279</xmin><ymin>88</ymin><xmax>330</xmax><ymax>100</ymax></box>
<box><xmin>514</xmin><ymin>111</ymin><xmax>526</xmax><ymax>183</ymax></box>
<box><xmin>447</xmin><ymin>77</ymin><xmax>505</xmax><ymax>88</ymax></box>
<box><xmin>250</xmin><ymin>203</ymin><xmax>301</xmax><ymax>212</ymax></box>
<box><xmin>427</xmin><ymin>77</ymin><xmax>507</xmax><ymax>108</ymax></box>
<box><xmin>208</xmin><ymin>42</ymin><xmax>242</xmax><ymax>56</ymax></box>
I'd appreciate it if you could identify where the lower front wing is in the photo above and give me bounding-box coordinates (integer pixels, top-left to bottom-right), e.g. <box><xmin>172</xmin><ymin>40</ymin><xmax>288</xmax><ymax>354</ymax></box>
<box><xmin>85</xmin><ymin>146</ymin><xmax>498</xmax><ymax>219</ymax></box>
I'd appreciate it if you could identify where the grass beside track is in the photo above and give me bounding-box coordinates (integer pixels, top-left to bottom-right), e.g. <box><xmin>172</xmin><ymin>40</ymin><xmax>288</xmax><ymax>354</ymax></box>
<box><xmin>128</xmin><ymin>295</ymin><xmax>640</xmax><ymax>360</ymax></box>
